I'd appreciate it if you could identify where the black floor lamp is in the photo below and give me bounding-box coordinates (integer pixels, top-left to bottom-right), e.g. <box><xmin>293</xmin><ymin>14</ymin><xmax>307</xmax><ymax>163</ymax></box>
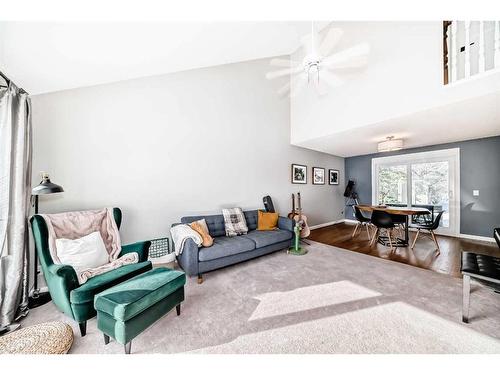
<box><xmin>28</xmin><ymin>172</ymin><xmax>64</xmax><ymax>309</ymax></box>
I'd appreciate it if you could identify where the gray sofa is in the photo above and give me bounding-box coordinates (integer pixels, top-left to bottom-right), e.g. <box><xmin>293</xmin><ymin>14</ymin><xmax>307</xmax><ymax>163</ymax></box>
<box><xmin>175</xmin><ymin>210</ymin><xmax>294</xmax><ymax>283</ymax></box>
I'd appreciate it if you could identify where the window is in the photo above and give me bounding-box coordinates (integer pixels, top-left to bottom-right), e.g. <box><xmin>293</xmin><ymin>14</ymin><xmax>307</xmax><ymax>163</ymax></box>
<box><xmin>372</xmin><ymin>149</ymin><xmax>460</xmax><ymax>236</ymax></box>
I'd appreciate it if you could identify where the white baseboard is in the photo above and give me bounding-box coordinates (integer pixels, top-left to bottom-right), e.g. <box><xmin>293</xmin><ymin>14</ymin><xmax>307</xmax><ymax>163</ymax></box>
<box><xmin>458</xmin><ymin>233</ymin><xmax>496</xmax><ymax>243</ymax></box>
<box><xmin>309</xmin><ymin>220</ymin><xmax>345</xmax><ymax>230</ymax></box>
<box><xmin>342</xmin><ymin>219</ymin><xmax>495</xmax><ymax>243</ymax></box>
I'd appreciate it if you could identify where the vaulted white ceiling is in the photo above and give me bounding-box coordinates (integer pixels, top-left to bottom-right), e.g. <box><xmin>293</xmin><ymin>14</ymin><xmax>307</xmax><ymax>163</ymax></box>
<box><xmin>0</xmin><ymin>21</ymin><xmax>328</xmax><ymax>94</ymax></box>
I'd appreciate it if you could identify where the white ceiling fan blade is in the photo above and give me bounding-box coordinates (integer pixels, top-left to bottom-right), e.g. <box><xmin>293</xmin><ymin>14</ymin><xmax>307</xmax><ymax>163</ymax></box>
<box><xmin>277</xmin><ymin>81</ymin><xmax>291</xmax><ymax>97</ymax></box>
<box><xmin>265</xmin><ymin>65</ymin><xmax>302</xmax><ymax>80</ymax></box>
<box><xmin>290</xmin><ymin>75</ymin><xmax>307</xmax><ymax>98</ymax></box>
<box><xmin>325</xmin><ymin>55</ymin><xmax>368</xmax><ymax>70</ymax></box>
<box><xmin>270</xmin><ymin>58</ymin><xmax>299</xmax><ymax>68</ymax></box>
<box><xmin>300</xmin><ymin>32</ymin><xmax>320</xmax><ymax>55</ymax></box>
<box><xmin>320</xmin><ymin>71</ymin><xmax>344</xmax><ymax>88</ymax></box>
<box><xmin>322</xmin><ymin>43</ymin><xmax>370</xmax><ymax>67</ymax></box>
<box><xmin>319</xmin><ymin>28</ymin><xmax>344</xmax><ymax>57</ymax></box>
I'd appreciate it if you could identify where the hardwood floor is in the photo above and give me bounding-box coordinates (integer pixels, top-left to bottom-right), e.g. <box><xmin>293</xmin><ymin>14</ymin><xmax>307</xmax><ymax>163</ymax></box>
<box><xmin>308</xmin><ymin>222</ymin><xmax>500</xmax><ymax>278</ymax></box>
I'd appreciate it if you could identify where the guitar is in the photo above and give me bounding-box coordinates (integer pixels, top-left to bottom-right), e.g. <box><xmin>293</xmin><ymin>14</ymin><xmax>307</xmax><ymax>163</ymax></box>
<box><xmin>287</xmin><ymin>193</ymin><xmax>296</xmax><ymax>219</ymax></box>
<box><xmin>262</xmin><ymin>195</ymin><xmax>276</xmax><ymax>213</ymax></box>
<box><xmin>294</xmin><ymin>192</ymin><xmax>310</xmax><ymax>238</ymax></box>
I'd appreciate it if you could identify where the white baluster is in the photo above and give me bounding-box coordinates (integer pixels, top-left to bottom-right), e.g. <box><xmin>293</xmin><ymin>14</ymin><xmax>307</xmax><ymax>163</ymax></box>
<box><xmin>478</xmin><ymin>21</ymin><xmax>486</xmax><ymax>73</ymax></box>
<box><xmin>495</xmin><ymin>21</ymin><xmax>500</xmax><ymax>69</ymax></box>
<box><xmin>464</xmin><ymin>21</ymin><xmax>471</xmax><ymax>78</ymax></box>
<box><xmin>451</xmin><ymin>21</ymin><xmax>458</xmax><ymax>82</ymax></box>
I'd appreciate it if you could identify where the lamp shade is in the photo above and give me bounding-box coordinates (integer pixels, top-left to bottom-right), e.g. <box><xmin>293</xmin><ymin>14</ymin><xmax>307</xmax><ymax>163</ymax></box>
<box><xmin>32</xmin><ymin>173</ymin><xmax>64</xmax><ymax>195</ymax></box>
<box><xmin>377</xmin><ymin>136</ymin><xmax>404</xmax><ymax>152</ymax></box>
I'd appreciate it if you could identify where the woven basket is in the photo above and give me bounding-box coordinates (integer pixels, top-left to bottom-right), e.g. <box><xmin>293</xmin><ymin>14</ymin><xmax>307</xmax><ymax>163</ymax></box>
<box><xmin>0</xmin><ymin>321</ymin><xmax>73</xmax><ymax>354</ymax></box>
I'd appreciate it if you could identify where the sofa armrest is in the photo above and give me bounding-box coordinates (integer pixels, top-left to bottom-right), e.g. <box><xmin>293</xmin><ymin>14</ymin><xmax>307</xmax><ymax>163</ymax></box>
<box><xmin>176</xmin><ymin>238</ymin><xmax>200</xmax><ymax>276</ymax></box>
<box><xmin>278</xmin><ymin>216</ymin><xmax>294</xmax><ymax>232</ymax></box>
<box><xmin>120</xmin><ymin>240</ymin><xmax>151</xmax><ymax>263</ymax></box>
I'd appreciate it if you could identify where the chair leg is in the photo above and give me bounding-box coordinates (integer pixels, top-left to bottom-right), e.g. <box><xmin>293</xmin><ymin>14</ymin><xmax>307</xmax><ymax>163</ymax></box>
<box><xmin>411</xmin><ymin>229</ymin><xmax>420</xmax><ymax>249</ymax></box>
<box><xmin>79</xmin><ymin>321</ymin><xmax>87</xmax><ymax>337</ymax></box>
<box><xmin>197</xmin><ymin>274</ymin><xmax>203</xmax><ymax>284</ymax></box>
<box><xmin>370</xmin><ymin>228</ymin><xmax>379</xmax><ymax>246</ymax></box>
<box><xmin>430</xmin><ymin>230</ymin><xmax>440</xmax><ymax>253</ymax></box>
<box><xmin>351</xmin><ymin>223</ymin><xmax>360</xmax><ymax>238</ymax></box>
<box><xmin>103</xmin><ymin>334</ymin><xmax>110</xmax><ymax>345</ymax></box>
<box><xmin>462</xmin><ymin>275</ymin><xmax>471</xmax><ymax>323</ymax></box>
<box><xmin>124</xmin><ymin>341</ymin><xmax>132</xmax><ymax>354</ymax></box>
<box><xmin>365</xmin><ymin>223</ymin><xmax>371</xmax><ymax>239</ymax></box>
<box><xmin>388</xmin><ymin>229</ymin><xmax>394</xmax><ymax>250</ymax></box>
<box><xmin>176</xmin><ymin>304</ymin><xmax>181</xmax><ymax>316</ymax></box>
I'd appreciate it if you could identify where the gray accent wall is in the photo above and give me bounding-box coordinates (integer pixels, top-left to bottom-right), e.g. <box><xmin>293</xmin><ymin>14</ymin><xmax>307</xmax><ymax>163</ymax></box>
<box><xmin>345</xmin><ymin>136</ymin><xmax>500</xmax><ymax>238</ymax></box>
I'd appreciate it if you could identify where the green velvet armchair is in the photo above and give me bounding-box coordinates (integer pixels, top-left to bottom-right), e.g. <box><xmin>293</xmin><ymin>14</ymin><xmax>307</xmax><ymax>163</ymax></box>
<box><xmin>30</xmin><ymin>207</ymin><xmax>152</xmax><ymax>336</ymax></box>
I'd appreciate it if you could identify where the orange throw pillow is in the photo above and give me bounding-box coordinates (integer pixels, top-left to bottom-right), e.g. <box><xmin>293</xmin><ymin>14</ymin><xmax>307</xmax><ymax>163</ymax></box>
<box><xmin>190</xmin><ymin>221</ymin><xmax>214</xmax><ymax>247</ymax></box>
<box><xmin>257</xmin><ymin>210</ymin><xmax>279</xmax><ymax>231</ymax></box>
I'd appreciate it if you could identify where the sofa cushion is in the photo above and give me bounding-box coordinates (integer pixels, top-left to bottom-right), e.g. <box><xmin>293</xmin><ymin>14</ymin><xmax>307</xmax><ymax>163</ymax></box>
<box><xmin>198</xmin><ymin>236</ymin><xmax>256</xmax><ymax>262</ymax></box>
<box><xmin>70</xmin><ymin>261</ymin><xmax>152</xmax><ymax>304</ymax></box>
<box><xmin>244</xmin><ymin>210</ymin><xmax>258</xmax><ymax>231</ymax></box>
<box><xmin>244</xmin><ymin>229</ymin><xmax>293</xmax><ymax>248</ymax></box>
<box><xmin>94</xmin><ymin>268</ymin><xmax>186</xmax><ymax>321</ymax></box>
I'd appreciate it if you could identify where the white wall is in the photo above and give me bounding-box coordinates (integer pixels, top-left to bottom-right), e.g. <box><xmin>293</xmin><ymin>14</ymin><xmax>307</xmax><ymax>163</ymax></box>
<box><xmin>291</xmin><ymin>21</ymin><xmax>500</xmax><ymax>145</ymax></box>
<box><xmin>31</xmin><ymin>58</ymin><xmax>345</xmax><ymax>243</ymax></box>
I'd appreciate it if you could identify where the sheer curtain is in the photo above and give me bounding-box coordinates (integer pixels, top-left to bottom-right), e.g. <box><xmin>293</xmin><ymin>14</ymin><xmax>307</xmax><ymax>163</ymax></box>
<box><xmin>0</xmin><ymin>81</ymin><xmax>32</xmax><ymax>326</ymax></box>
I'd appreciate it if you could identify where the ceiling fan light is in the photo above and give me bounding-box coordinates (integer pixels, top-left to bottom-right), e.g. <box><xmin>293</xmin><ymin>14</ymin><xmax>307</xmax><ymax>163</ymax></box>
<box><xmin>377</xmin><ymin>137</ymin><xmax>404</xmax><ymax>152</ymax></box>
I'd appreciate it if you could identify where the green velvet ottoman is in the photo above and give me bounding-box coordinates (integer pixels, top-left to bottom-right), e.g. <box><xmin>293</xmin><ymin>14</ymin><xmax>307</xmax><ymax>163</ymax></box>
<box><xmin>94</xmin><ymin>267</ymin><xmax>186</xmax><ymax>354</ymax></box>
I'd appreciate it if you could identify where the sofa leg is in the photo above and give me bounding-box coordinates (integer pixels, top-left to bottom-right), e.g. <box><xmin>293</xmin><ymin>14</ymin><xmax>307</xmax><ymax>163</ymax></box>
<box><xmin>103</xmin><ymin>334</ymin><xmax>110</xmax><ymax>345</ymax></box>
<box><xmin>79</xmin><ymin>321</ymin><xmax>87</xmax><ymax>337</ymax></box>
<box><xmin>124</xmin><ymin>341</ymin><xmax>132</xmax><ymax>354</ymax></box>
<box><xmin>176</xmin><ymin>304</ymin><xmax>181</xmax><ymax>316</ymax></box>
<box><xmin>197</xmin><ymin>274</ymin><xmax>203</xmax><ymax>284</ymax></box>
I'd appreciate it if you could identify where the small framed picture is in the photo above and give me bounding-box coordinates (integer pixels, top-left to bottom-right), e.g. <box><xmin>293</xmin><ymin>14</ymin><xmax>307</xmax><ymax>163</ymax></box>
<box><xmin>291</xmin><ymin>164</ymin><xmax>307</xmax><ymax>184</ymax></box>
<box><xmin>312</xmin><ymin>167</ymin><xmax>325</xmax><ymax>185</ymax></box>
<box><xmin>329</xmin><ymin>169</ymin><xmax>339</xmax><ymax>185</ymax></box>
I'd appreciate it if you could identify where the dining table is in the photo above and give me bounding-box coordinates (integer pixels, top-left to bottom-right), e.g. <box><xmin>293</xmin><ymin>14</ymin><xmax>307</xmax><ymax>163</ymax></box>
<box><xmin>356</xmin><ymin>204</ymin><xmax>431</xmax><ymax>246</ymax></box>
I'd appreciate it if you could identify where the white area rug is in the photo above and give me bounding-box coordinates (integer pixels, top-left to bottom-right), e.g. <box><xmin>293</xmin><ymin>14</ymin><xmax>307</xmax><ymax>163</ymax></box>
<box><xmin>193</xmin><ymin>301</ymin><xmax>500</xmax><ymax>354</ymax></box>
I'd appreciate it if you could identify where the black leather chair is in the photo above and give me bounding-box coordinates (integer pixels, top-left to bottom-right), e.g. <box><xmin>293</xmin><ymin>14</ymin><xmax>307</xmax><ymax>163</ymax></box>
<box><xmin>369</xmin><ymin>210</ymin><xmax>396</xmax><ymax>250</ymax></box>
<box><xmin>409</xmin><ymin>211</ymin><xmax>444</xmax><ymax>253</ymax></box>
<box><xmin>460</xmin><ymin>228</ymin><xmax>500</xmax><ymax>323</ymax></box>
<box><xmin>352</xmin><ymin>206</ymin><xmax>372</xmax><ymax>240</ymax></box>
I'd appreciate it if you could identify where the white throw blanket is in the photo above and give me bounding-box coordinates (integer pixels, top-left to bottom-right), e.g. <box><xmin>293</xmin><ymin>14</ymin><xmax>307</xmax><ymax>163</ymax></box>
<box><xmin>40</xmin><ymin>208</ymin><xmax>138</xmax><ymax>284</ymax></box>
<box><xmin>170</xmin><ymin>224</ymin><xmax>202</xmax><ymax>256</ymax></box>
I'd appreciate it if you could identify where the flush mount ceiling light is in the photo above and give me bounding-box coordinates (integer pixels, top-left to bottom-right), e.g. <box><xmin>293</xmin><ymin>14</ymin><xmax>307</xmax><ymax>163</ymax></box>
<box><xmin>377</xmin><ymin>136</ymin><xmax>404</xmax><ymax>152</ymax></box>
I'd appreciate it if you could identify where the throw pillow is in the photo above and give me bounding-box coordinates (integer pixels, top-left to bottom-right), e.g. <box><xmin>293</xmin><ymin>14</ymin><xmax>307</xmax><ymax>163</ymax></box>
<box><xmin>190</xmin><ymin>220</ymin><xmax>214</xmax><ymax>247</ymax></box>
<box><xmin>222</xmin><ymin>207</ymin><xmax>248</xmax><ymax>236</ymax></box>
<box><xmin>257</xmin><ymin>210</ymin><xmax>279</xmax><ymax>231</ymax></box>
<box><xmin>55</xmin><ymin>231</ymin><xmax>110</xmax><ymax>275</ymax></box>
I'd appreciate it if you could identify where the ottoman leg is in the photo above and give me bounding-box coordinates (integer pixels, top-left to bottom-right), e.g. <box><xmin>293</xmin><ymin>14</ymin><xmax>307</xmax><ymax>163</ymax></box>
<box><xmin>176</xmin><ymin>304</ymin><xmax>181</xmax><ymax>316</ymax></box>
<box><xmin>124</xmin><ymin>341</ymin><xmax>132</xmax><ymax>354</ymax></box>
<box><xmin>79</xmin><ymin>321</ymin><xmax>87</xmax><ymax>337</ymax></box>
<box><xmin>197</xmin><ymin>274</ymin><xmax>203</xmax><ymax>284</ymax></box>
<box><xmin>103</xmin><ymin>334</ymin><xmax>110</xmax><ymax>345</ymax></box>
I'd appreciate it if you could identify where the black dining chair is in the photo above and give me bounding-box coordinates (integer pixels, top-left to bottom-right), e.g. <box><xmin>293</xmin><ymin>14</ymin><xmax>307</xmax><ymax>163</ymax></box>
<box><xmin>352</xmin><ymin>206</ymin><xmax>372</xmax><ymax>240</ymax></box>
<box><xmin>370</xmin><ymin>210</ymin><xmax>396</xmax><ymax>250</ymax></box>
<box><xmin>409</xmin><ymin>211</ymin><xmax>445</xmax><ymax>253</ymax></box>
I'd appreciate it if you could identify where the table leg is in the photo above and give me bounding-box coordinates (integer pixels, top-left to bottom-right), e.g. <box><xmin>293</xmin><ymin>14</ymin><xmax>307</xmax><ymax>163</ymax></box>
<box><xmin>404</xmin><ymin>215</ymin><xmax>409</xmax><ymax>246</ymax></box>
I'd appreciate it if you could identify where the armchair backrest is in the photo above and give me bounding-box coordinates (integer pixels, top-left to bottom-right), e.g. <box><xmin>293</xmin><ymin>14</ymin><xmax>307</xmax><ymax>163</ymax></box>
<box><xmin>30</xmin><ymin>207</ymin><xmax>122</xmax><ymax>270</ymax></box>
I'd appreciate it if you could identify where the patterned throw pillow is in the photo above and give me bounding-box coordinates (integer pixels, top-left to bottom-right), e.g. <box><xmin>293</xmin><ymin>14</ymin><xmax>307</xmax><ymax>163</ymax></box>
<box><xmin>222</xmin><ymin>208</ymin><xmax>248</xmax><ymax>237</ymax></box>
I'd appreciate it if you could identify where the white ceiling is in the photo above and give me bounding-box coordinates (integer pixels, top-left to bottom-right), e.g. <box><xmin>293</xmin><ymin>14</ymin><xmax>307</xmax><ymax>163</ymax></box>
<box><xmin>295</xmin><ymin>90</ymin><xmax>500</xmax><ymax>157</ymax></box>
<box><xmin>0</xmin><ymin>21</ymin><xmax>329</xmax><ymax>94</ymax></box>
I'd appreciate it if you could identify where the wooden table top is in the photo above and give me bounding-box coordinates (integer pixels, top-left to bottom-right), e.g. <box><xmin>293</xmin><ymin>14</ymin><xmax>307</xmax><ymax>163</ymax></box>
<box><xmin>356</xmin><ymin>204</ymin><xmax>431</xmax><ymax>216</ymax></box>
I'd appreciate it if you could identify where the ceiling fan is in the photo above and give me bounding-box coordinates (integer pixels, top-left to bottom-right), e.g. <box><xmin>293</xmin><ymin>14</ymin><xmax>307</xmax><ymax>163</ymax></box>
<box><xmin>266</xmin><ymin>22</ymin><xmax>370</xmax><ymax>97</ymax></box>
